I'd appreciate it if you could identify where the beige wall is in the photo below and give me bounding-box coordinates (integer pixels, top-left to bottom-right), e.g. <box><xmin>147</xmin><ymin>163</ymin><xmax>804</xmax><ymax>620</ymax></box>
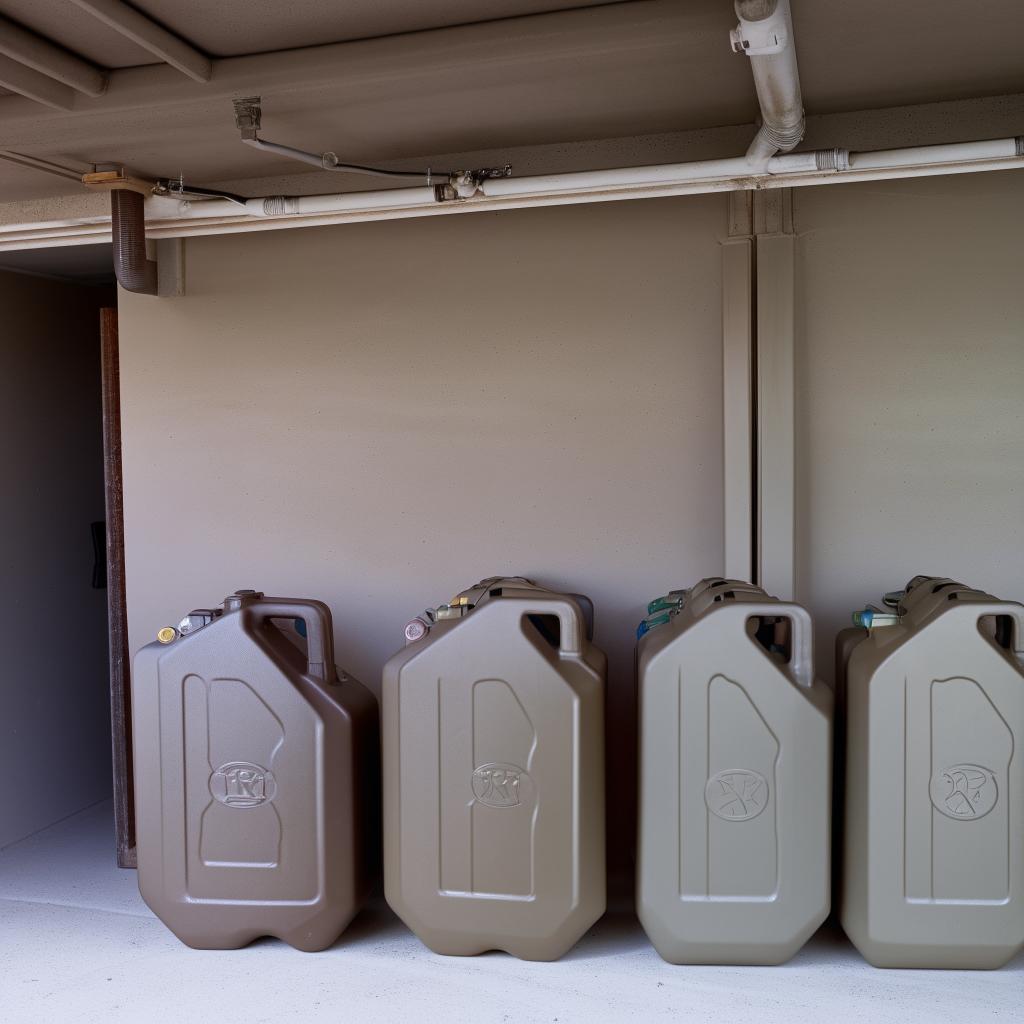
<box><xmin>118</xmin><ymin>196</ymin><xmax>728</xmax><ymax>863</ymax></box>
<box><xmin>117</xmin><ymin>171</ymin><xmax>1024</xmax><ymax>867</ymax></box>
<box><xmin>794</xmin><ymin>170</ymin><xmax>1024</xmax><ymax>676</ymax></box>
<box><xmin>1</xmin><ymin>273</ymin><xmax>112</xmax><ymax>849</ymax></box>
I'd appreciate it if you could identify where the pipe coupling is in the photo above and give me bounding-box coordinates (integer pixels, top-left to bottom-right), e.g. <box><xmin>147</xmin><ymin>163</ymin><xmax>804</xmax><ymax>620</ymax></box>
<box><xmin>757</xmin><ymin>117</ymin><xmax>805</xmax><ymax>153</ymax></box>
<box><xmin>815</xmin><ymin>148</ymin><xmax>851</xmax><ymax>171</ymax></box>
<box><xmin>262</xmin><ymin>196</ymin><xmax>300</xmax><ymax>216</ymax></box>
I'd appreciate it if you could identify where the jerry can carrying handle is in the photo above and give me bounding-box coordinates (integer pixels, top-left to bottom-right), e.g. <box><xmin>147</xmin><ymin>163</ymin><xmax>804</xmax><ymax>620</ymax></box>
<box><xmin>991</xmin><ymin>606</ymin><xmax>1024</xmax><ymax>661</ymax></box>
<box><xmin>767</xmin><ymin>604</ymin><xmax>814</xmax><ymax>689</ymax></box>
<box><xmin>955</xmin><ymin>602</ymin><xmax>1024</xmax><ymax>661</ymax></box>
<box><xmin>484</xmin><ymin>587</ymin><xmax>586</xmax><ymax>656</ymax></box>
<box><xmin>248</xmin><ymin>599</ymin><xmax>335</xmax><ymax>681</ymax></box>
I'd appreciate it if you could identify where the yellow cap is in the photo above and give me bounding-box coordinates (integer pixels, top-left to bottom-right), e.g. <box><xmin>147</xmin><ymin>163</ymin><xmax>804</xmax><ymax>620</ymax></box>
<box><xmin>157</xmin><ymin>626</ymin><xmax>177</xmax><ymax>644</ymax></box>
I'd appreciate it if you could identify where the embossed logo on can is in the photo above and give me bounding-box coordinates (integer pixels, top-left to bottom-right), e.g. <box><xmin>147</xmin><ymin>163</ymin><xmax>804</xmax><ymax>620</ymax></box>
<box><xmin>930</xmin><ymin>763</ymin><xmax>997</xmax><ymax>821</ymax></box>
<box><xmin>472</xmin><ymin>763</ymin><xmax>529</xmax><ymax>808</ymax></box>
<box><xmin>705</xmin><ymin>769</ymin><xmax>769</xmax><ymax>821</ymax></box>
<box><xmin>210</xmin><ymin>761</ymin><xmax>277</xmax><ymax>808</ymax></box>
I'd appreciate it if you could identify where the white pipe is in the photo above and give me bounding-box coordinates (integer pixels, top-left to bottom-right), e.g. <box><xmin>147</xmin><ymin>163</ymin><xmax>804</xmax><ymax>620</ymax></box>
<box><xmin>732</xmin><ymin>0</ymin><xmax>805</xmax><ymax>167</ymax></box>
<box><xmin>480</xmin><ymin>152</ymin><xmax>821</xmax><ymax>198</ymax></box>
<box><xmin>136</xmin><ymin>138</ymin><xmax>1023</xmax><ymax>234</ymax></box>
<box><xmin>848</xmin><ymin>138</ymin><xmax>1020</xmax><ymax>170</ymax></box>
<box><xmin>1</xmin><ymin>137</ymin><xmax>1021</xmax><ymax>252</ymax></box>
<box><xmin>168</xmin><ymin>187</ymin><xmax>441</xmax><ymax>221</ymax></box>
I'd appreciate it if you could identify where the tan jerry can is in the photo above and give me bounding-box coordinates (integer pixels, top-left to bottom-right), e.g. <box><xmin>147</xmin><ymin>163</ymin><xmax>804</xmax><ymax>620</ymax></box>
<box><xmin>636</xmin><ymin>578</ymin><xmax>833</xmax><ymax>965</ymax></box>
<box><xmin>382</xmin><ymin>577</ymin><xmax>606</xmax><ymax>960</ymax></box>
<box><xmin>839</xmin><ymin>576</ymin><xmax>1024</xmax><ymax>969</ymax></box>
<box><xmin>132</xmin><ymin>590</ymin><xmax>379</xmax><ymax>950</ymax></box>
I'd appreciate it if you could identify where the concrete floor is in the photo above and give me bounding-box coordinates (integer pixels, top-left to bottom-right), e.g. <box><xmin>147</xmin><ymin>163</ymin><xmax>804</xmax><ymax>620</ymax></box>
<box><xmin>1</xmin><ymin>802</ymin><xmax>1020</xmax><ymax>1024</ymax></box>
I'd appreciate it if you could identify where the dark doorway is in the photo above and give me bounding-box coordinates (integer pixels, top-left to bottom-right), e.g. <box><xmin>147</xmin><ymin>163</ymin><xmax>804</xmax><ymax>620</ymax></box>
<box><xmin>0</xmin><ymin>245</ymin><xmax>124</xmax><ymax>860</ymax></box>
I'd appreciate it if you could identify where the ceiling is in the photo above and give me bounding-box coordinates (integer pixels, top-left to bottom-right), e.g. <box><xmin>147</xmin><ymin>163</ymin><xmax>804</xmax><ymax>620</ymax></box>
<box><xmin>0</xmin><ymin>0</ymin><xmax>1022</xmax><ymax>205</ymax></box>
<box><xmin>1</xmin><ymin>1</ymin><xmax>628</xmax><ymax>64</ymax></box>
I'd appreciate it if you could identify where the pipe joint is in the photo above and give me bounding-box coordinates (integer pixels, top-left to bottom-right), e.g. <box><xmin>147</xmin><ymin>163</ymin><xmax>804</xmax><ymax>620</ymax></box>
<box><xmin>814</xmin><ymin>147</ymin><xmax>850</xmax><ymax>172</ymax></box>
<box><xmin>731</xmin><ymin>0</ymin><xmax>787</xmax><ymax>55</ymax></box>
<box><xmin>262</xmin><ymin>196</ymin><xmax>300</xmax><ymax>216</ymax></box>
<box><xmin>733</xmin><ymin>0</ymin><xmax>805</xmax><ymax>161</ymax></box>
<box><xmin>757</xmin><ymin>116</ymin><xmax>805</xmax><ymax>154</ymax></box>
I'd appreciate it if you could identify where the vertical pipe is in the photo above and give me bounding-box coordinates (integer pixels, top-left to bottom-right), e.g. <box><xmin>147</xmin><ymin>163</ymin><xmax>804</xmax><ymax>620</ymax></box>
<box><xmin>733</xmin><ymin>0</ymin><xmax>805</xmax><ymax>167</ymax></box>
<box><xmin>111</xmin><ymin>189</ymin><xmax>157</xmax><ymax>295</ymax></box>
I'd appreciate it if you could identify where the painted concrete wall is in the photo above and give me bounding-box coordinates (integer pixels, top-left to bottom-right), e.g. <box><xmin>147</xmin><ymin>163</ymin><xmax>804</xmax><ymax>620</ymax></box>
<box><xmin>117</xmin><ymin>197</ymin><xmax>728</xmax><ymax>864</ymax></box>
<box><xmin>0</xmin><ymin>273</ymin><xmax>113</xmax><ymax>850</ymax></box>
<box><xmin>794</xmin><ymin>170</ymin><xmax>1024</xmax><ymax>678</ymax></box>
<box><xmin>117</xmin><ymin>170</ymin><xmax>1024</xmax><ymax>872</ymax></box>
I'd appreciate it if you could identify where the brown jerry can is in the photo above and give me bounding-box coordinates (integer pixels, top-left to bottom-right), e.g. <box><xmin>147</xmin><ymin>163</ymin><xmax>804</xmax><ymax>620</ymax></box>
<box><xmin>382</xmin><ymin>577</ymin><xmax>606</xmax><ymax>960</ymax></box>
<box><xmin>132</xmin><ymin>590</ymin><xmax>379</xmax><ymax>950</ymax></box>
<box><xmin>839</xmin><ymin>576</ymin><xmax>1024</xmax><ymax>969</ymax></box>
<box><xmin>636</xmin><ymin>578</ymin><xmax>833</xmax><ymax>965</ymax></box>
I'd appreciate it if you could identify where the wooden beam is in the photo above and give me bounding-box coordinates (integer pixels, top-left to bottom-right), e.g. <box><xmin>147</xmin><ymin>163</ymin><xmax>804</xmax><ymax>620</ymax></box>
<box><xmin>0</xmin><ymin>53</ymin><xmax>75</xmax><ymax>109</ymax></box>
<box><xmin>69</xmin><ymin>0</ymin><xmax>211</xmax><ymax>83</ymax></box>
<box><xmin>0</xmin><ymin>15</ymin><xmax>107</xmax><ymax>96</ymax></box>
<box><xmin>101</xmin><ymin>307</ymin><xmax>137</xmax><ymax>869</ymax></box>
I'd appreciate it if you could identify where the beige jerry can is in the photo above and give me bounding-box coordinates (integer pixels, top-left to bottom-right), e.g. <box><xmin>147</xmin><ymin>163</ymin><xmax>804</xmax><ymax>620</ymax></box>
<box><xmin>839</xmin><ymin>576</ymin><xmax>1024</xmax><ymax>969</ymax></box>
<box><xmin>636</xmin><ymin>578</ymin><xmax>833</xmax><ymax>965</ymax></box>
<box><xmin>382</xmin><ymin>577</ymin><xmax>606</xmax><ymax>960</ymax></box>
<box><xmin>132</xmin><ymin>590</ymin><xmax>379</xmax><ymax>950</ymax></box>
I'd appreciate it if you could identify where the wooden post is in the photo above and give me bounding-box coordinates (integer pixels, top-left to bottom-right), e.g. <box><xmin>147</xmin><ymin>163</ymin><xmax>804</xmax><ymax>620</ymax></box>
<box><xmin>100</xmin><ymin>307</ymin><xmax>135</xmax><ymax>868</ymax></box>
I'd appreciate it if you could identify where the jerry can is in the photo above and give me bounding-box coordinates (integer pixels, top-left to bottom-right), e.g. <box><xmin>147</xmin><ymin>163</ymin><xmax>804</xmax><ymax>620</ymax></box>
<box><xmin>132</xmin><ymin>590</ymin><xmax>379</xmax><ymax>950</ymax></box>
<box><xmin>382</xmin><ymin>577</ymin><xmax>606</xmax><ymax>960</ymax></box>
<box><xmin>839</xmin><ymin>576</ymin><xmax>1024</xmax><ymax>968</ymax></box>
<box><xmin>636</xmin><ymin>578</ymin><xmax>833</xmax><ymax>965</ymax></box>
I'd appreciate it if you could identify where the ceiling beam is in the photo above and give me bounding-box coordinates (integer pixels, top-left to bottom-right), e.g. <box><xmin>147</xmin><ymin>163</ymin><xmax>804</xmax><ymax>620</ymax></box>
<box><xmin>0</xmin><ymin>16</ymin><xmax>107</xmax><ymax>96</ymax></box>
<box><xmin>0</xmin><ymin>55</ymin><xmax>76</xmax><ymax>109</ymax></box>
<box><xmin>0</xmin><ymin>1</ymin><xmax>694</xmax><ymax>143</ymax></box>
<box><xmin>0</xmin><ymin>149</ymin><xmax>85</xmax><ymax>181</ymax></box>
<box><xmin>68</xmin><ymin>0</ymin><xmax>212</xmax><ymax>83</ymax></box>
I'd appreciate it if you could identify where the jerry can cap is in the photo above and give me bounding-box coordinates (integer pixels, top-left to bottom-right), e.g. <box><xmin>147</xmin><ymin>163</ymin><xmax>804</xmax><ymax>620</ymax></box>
<box><xmin>852</xmin><ymin>606</ymin><xmax>900</xmax><ymax>629</ymax></box>
<box><xmin>637</xmin><ymin>611</ymin><xmax>672</xmax><ymax>639</ymax></box>
<box><xmin>647</xmin><ymin>591</ymin><xmax>688</xmax><ymax>615</ymax></box>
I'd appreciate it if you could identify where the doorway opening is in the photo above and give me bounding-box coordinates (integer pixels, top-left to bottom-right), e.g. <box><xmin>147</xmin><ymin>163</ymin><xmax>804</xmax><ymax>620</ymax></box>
<box><xmin>0</xmin><ymin>244</ymin><xmax>130</xmax><ymax>863</ymax></box>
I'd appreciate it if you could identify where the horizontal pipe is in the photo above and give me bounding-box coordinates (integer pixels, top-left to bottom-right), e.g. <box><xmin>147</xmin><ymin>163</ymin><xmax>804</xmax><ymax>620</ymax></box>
<box><xmin>848</xmin><ymin>137</ymin><xmax>1020</xmax><ymax>170</ymax></box>
<box><xmin>480</xmin><ymin>152</ymin><xmax>821</xmax><ymax>197</ymax></box>
<box><xmin>0</xmin><ymin>16</ymin><xmax>107</xmax><ymax>96</ymax></box>
<box><xmin>1</xmin><ymin>137</ymin><xmax>1021</xmax><ymax>252</ymax></box>
<box><xmin>243</xmin><ymin>137</ymin><xmax>445</xmax><ymax>182</ymax></box>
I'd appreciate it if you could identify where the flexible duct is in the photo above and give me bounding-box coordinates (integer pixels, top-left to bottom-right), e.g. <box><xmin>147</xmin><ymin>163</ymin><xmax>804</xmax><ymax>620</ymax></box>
<box><xmin>111</xmin><ymin>188</ymin><xmax>157</xmax><ymax>294</ymax></box>
<box><xmin>733</xmin><ymin>0</ymin><xmax>805</xmax><ymax>168</ymax></box>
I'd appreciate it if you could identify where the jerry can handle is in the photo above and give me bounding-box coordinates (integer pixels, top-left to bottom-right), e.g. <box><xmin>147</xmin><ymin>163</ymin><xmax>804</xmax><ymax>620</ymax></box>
<box><xmin>486</xmin><ymin>588</ymin><xmax>586</xmax><ymax>656</ymax></box>
<box><xmin>248</xmin><ymin>599</ymin><xmax>335</xmax><ymax>681</ymax></box>
<box><xmin>996</xmin><ymin>606</ymin><xmax>1024</xmax><ymax>661</ymax></box>
<box><xmin>963</xmin><ymin>602</ymin><xmax>1024</xmax><ymax>661</ymax></box>
<box><xmin>773</xmin><ymin>603</ymin><xmax>814</xmax><ymax>689</ymax></box>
